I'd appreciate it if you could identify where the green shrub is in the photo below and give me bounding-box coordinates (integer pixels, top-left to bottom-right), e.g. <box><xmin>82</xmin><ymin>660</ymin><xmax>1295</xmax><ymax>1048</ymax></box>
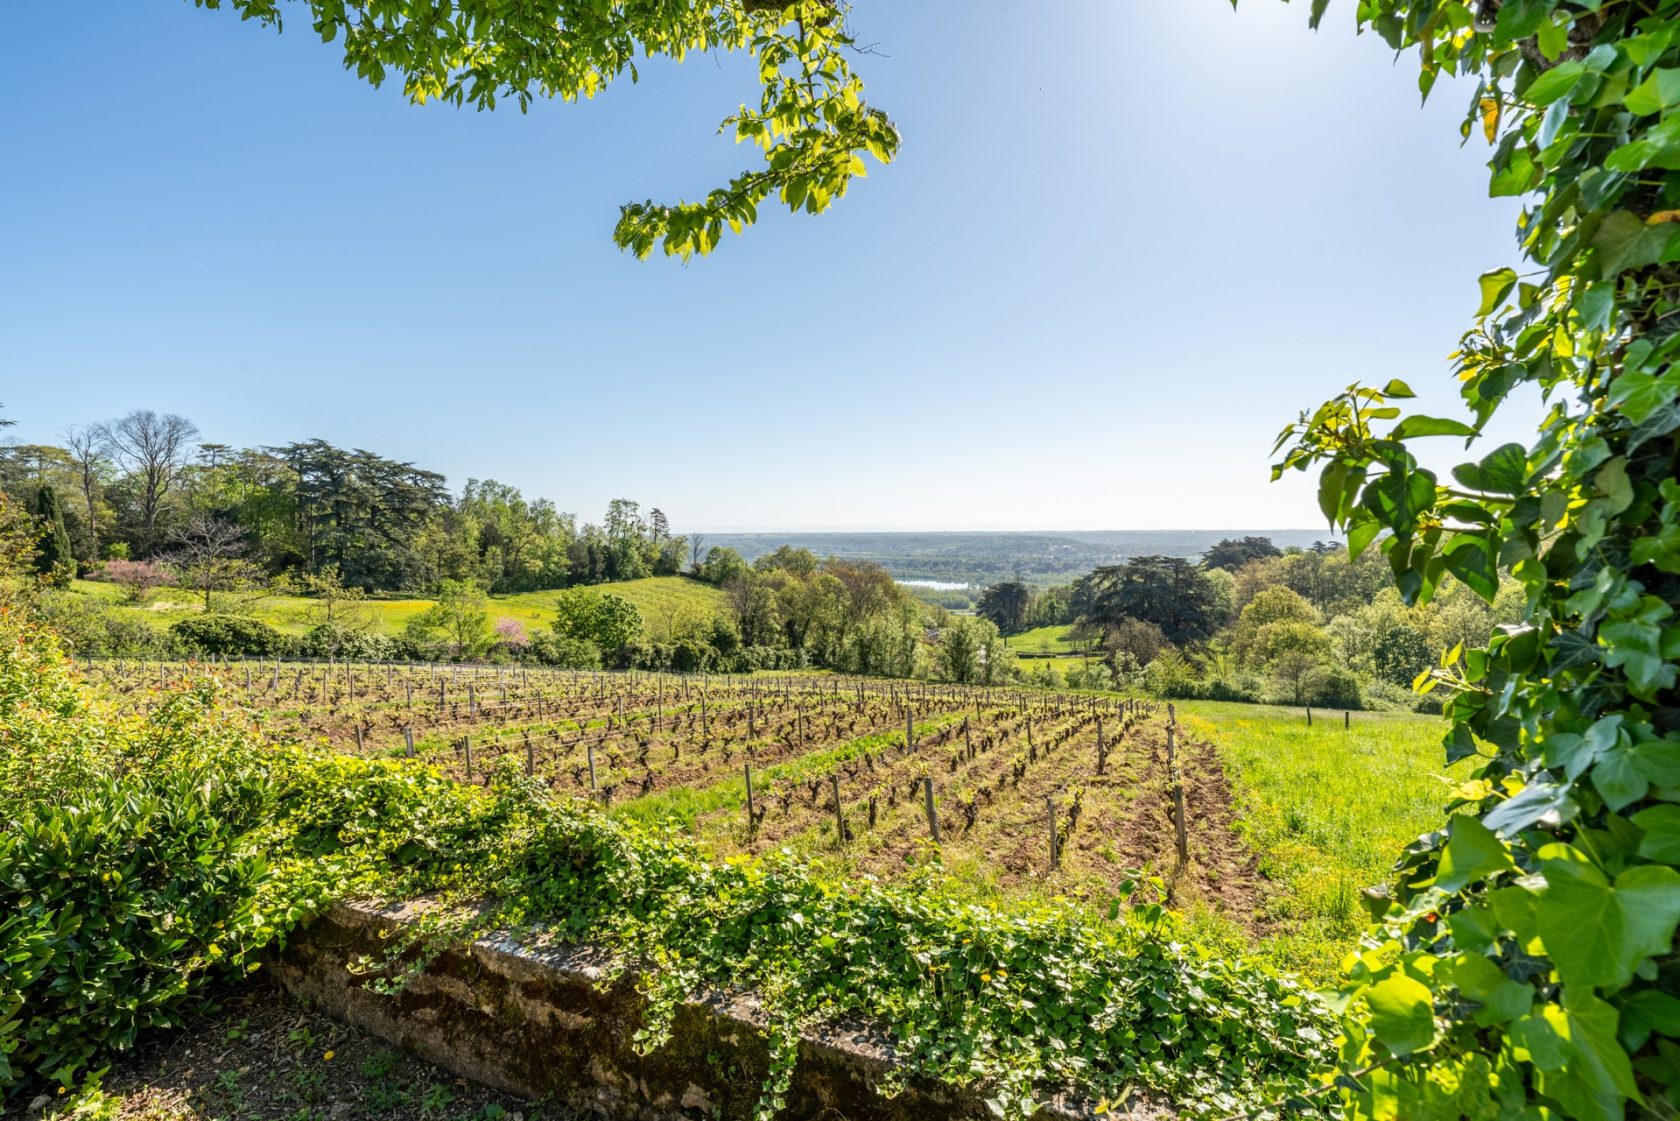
<box><xmin>169</xmin><ymin>615</ymin><xmax>285</xmax><ymax>657</ymax></box>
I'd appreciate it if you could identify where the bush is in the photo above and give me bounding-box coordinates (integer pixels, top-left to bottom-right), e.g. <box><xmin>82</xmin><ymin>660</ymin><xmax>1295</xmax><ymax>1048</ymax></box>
<box><xmin>1302</xmin><ymin>665</ymin><xmax>1363</xmax><ymax>711</ymax></box>
<box><xmin>524</xmin><ymin>632</ymin><xmax>602</xmax><ymax>669</ymax></box>
<box><xmin>296</xmin><ymin>622</ymin><xmax>395</xmax><ymax>660</ymax></box>
<box><xmin>169</xmin><ymin>614</ymin><xmax>286</xmax><ymax>657</ymax></box>
<box><xmin>33</xmin><ymin>593</ymin><xmax>170</xmax><ymax>658</ymax></box>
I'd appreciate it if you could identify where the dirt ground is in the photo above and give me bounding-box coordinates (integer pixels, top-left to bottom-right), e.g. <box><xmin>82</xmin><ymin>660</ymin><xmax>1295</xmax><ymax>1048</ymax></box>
<box><xmin>15</xmin><ymin>979</ymin><xmax>571</xmax><ymax>1121</ymax></box>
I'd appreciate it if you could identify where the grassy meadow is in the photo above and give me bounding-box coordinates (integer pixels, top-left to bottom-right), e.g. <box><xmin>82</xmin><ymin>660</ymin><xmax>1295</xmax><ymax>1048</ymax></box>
<box><xmin>1180</xmin><ymin>700</ymin><xmax>1467</xmax><ymax>979</ymax></box>
<box><xmin>66</xmin><ymin>575</ymin><xmax>729</xmax><ymax>643</ymax></box>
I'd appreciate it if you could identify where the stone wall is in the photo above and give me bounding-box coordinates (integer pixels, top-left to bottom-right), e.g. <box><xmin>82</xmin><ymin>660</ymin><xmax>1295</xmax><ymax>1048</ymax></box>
<box><xmin>269</xmin><ymin>901</ymin><xmax>1169</xmax><ymax>1120</ymax></box>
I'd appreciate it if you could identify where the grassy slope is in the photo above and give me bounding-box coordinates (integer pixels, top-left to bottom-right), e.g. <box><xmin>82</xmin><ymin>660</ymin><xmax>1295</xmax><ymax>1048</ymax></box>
<box><xmin>1003</xmin><ymin>624</ymin><xmax>1075</xmax><ymax>654</ymax></box>
<box><xmin>1180</xmin><ymin>700</ymin><xmax>1468</xmax><ymax>979</ymax></box>
<box><xmin>67</xmin><ymin>576</ymin><xmax>728</xmax><ymax>641</ymax></box>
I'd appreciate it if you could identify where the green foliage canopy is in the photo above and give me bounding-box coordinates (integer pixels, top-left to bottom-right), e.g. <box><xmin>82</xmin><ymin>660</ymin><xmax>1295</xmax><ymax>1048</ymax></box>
<box><xmin>195</xmin><ymin>0</ymin><xmax>898</xmax><ymax>259</ymax></box>
<box><xmin>1267</xmin><ymin>1</ymin><xmax>1680</xmax><ymax>1117</ymax></box>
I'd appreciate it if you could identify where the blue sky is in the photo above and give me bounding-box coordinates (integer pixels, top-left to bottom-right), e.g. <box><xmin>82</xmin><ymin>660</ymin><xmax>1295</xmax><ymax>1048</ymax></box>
<box><xmin>1</xmin><ymin>1</ymin><xmax>1537</xmax><ymax>532</ymax></box>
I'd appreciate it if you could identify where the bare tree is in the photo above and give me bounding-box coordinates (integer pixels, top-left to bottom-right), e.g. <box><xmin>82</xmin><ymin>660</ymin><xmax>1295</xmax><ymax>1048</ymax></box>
<box><xmin>62</xmin><ymin>424</ymin><xmax>108</xmax><ymax>557</ymax></box>
<box><xmin>689</xmin><ymin>532</ymin><xmax>707</xmax><ymax>573</ymax></box>
<box><xmin>97</xmin><ymin>410</ymin><xmax>199</xmax><ymax>546</ymax></box>
<box><xmin>167</xmin><ymin>515</ymin><xmax>260</xmax><ymax>612</ymax></box>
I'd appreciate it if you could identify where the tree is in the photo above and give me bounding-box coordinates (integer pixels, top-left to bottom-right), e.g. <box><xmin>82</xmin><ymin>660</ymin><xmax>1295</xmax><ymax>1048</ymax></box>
<box><xmin>1264</xmin><ymin>3</ymin><xmax>1680</xmax><ymax>1116</ymax></box>
<box><xmin>96</xmin><ymin>411</ymin><xmax>198</xmax><ymax>548</ymax></box>
<box><xmin>31</xmin><ymin>486</ymin><xmax>74</xmax><ymax>587</ymax></box>
<box><xmin>298</xmin><ymin>564</ymin><xmax>371</xmax><ymax>631</ymax></box>
<box><xmin>976</xmin><ymin>580</ymin><xmax>1032</xmax><ymax>635</ymax></box>
<box><xmin>62</xmin><ymin>424</ymin><xmax>108</xmax><ymax>559</ymax></box>
<box><xmin>406</xmin><ymin>579</ymin><xmax>492</xmax><ymax>658</ymax></box>
<box><xmin>1084</xmin><ymin>556</ymin><xmax>1221</xmax><ymax>645</ymax></box>
<box><xmin>1201</xmin><ymin>536</ymin><xmax>1281</xmax><ymax>572</ymax></box>
<box><xmin>552</xmin><ymin>588</ymin><xmax>644</xmax><ymax>656</ymax></box>
<box><xmin>1370</xmin><ymin>621</ymin><xmax>1431</xmax><ymax>689</ymax></box>
<box><xmin>100</xmin><ymin>559</ymin><xmax>170</xmax><ymax>604</ymax></box>
<box><xmin>938</xmin><ymin>615</ymin><xmax>1009</xmax><ymax>686</ymax></box>
<box><xmin>166</xmin><ymin>515</ymin><xmax>261</xmax><ymax>613</ymax></box>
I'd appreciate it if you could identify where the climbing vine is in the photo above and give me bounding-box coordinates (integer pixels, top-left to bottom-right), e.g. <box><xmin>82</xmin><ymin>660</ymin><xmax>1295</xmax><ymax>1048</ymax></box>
<box><xmin>1271</xmin><ymin>1</ymin><xmax>1680</xmax><ymax>1117</ymax></box>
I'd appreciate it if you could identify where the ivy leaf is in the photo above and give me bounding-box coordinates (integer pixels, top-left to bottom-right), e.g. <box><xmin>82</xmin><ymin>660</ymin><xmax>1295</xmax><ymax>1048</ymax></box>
<box><xmin>1624</xmin><ymin>67</ymin><xmax>1680</xmax><ymax>115</ymax></box>
<box><xmin>1533</xmin><ymin>994</ymin><xmax>1642</xmax><ymax>1121</ymax></box>
<box><xmin>1608</xmin><ymin>369</ymin><xmax>1680</xmax><ymax>424</ymax></box>
<box><xmin>1365</xmin><ymin>973</ymin><xmax>1437</xmax><ymax>1056</ymax></box>
<box><xmin>1592</xmin><ymin>747</ymin><xmax>1649</xmax><ymax>812</ymax></box>
<box><xmin>1484</xmin><ymin>779</ymin><xmax>1578</xmax><ymax>837</ymax></box>
<box><xmin>1601</xmin><ymin>617</ymin><xmax>1680</xmax><ymax>699</ymax></box>
<box><xmin>1633</xmin><ymin>805</ymin><xmax>1680</xmax><ymax>863</ymax></box>
<box><xmin>1536</xmin><ymin>848</ymin><xmax>1680</xmax><ymax>989</ymax></box>
<box><xmin>1450</xmin><ymin>952</ymin><xmax>1533</xmax><ymax>1026</ymax></box>
<box><xmin>1592</xmin><ymin>211</ymin><xmax>1671</xmax><ymax>279</ymax></box>
<box><xmin>1435</xmin><ymin>815</ymin><xmax>1514</xmax><ymax>892</ymax></box>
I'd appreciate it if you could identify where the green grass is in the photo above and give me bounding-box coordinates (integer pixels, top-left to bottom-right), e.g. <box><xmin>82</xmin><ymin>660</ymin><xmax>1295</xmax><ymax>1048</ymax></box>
<box><xmin>66</xmin><ymin>576</ymin><xmax>727</xmax><ymax>640</ymax></box>
<box><xmin>1179</xmin><ymin>700</ymin><xmax>1469</xmax><ymax>981</ymax></box>
<box><xmin>1003</xmin><ymin>624</ymin><xmax>1076</xmax><ymax>655</ymax></box>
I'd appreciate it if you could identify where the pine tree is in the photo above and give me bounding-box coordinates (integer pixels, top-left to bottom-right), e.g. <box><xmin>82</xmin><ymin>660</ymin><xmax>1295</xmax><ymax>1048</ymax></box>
<box><xmin>32</xmin><ymin>484</ymin><xmax>74</xmax><ymax>587</ymax></box>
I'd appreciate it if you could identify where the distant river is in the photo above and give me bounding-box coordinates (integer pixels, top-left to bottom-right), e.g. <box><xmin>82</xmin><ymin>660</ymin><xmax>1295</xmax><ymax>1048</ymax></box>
<box><xmin>898</xmin><ymin>579</ymin><xmax>973</xmax><ymax>591</ymax></box>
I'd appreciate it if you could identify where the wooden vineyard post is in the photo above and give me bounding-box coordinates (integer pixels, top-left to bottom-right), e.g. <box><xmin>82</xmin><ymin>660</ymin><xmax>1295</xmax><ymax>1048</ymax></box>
<box><xmin>1046</xmin><ymin>796</ymin><xmax>1059</xmax><ymax>871</ymax></box>
<box><xmin>587</xmin><ymin>744</ymin><xmax>598</xmax><ymax>797</ymax></box>
<box><xmin>923</xmin><ymin>777</ymin><xmax>940</xmax><ymax>844</ymax></box>
<box><xmin>354</xmin><ymin>723</ymin><xmax>364</xmax><ymax>753</ymax></box>
<box><xmin>831</xmin><ymin>775</ymin><xmax>846</xmax><ymax>847</ymax></box>
<box><xmin>1096</xmin><ymin>717</ymin><xmax>1106</xmax><ymax>776</ymax></box>
<box><xmin>463</xmin><ymin>736</ymin><xmax>474</xmax><ymax>782</ymax></box>
<box><xmin>744</xmin><ymin>764</ymin><xmax>756</xmax><ymax>836</ymax></box>
<box><xmin>1027</xmin><ymin>716</ymin><xmax>1035</xmax><ymax>761</ymax></box>
<box><xmin>964</xmin><ymin>717</ymin><xmax>973</xmax><ymax>760</ymax></box>
<box><xmin>404</xmin><ymin>727</ymin><xmax>415</xmax><ymax>759</ymax></box>
<box><xmin>906</xmin><ymin>709</ymin><xmax>915</xmax><ymax>752</ymax></box>
<box><xmin>1167</xmin><ymin>716</ymin><xmax>1189</xmax><ymax>873</ymax></box>
<box><xmin>524</xmin><ymin>730</ymin><xmax>535</xmax><ymax>776</ymax></box>
<box><xmin>1345</xmin><ymin>710</ymin><xmax>1351</xmax><ymax>730</ymax></box>
<box><xmin>1306</xmin><ymin>705</ymin><xmax>1313</xmax><ymax>727</ymax></box>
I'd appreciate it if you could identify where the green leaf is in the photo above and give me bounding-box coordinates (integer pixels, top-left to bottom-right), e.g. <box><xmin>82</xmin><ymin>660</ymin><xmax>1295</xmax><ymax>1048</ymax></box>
<box><xmin>1450</xmin><ymin>952</ymin><xmax>1533</xmax><ymax>1026</ymax></box>
<box><xmin>1435</xmin><ymin>815</ymin><xmax>1514</xmax><ymax>892</ymax></box>
<box><xmin>1625</xmin><ymin>67</ymin><xmax>1680</xmax><ymax>115</ymax></box>
<box><xmin>1452</xmin><ymin>443</ymin><xmax>1528</xmax><ymax>495</ymax></box>
<box><xmin>1365</xmin><ymin>973</ymin><xmax>1437</xmax><ymax>1056</ymax></box>
<box><xmin>1633</xmin><ymin>805</ymin><xmax>1680</xmax><ymax>863</ymax></box>
<box><xmin>1535</xmin><ymin>994</ymin><xmax>1642</xmax><ymax>1121</ymax></box>
<box><xmin>1392</xmin><ymin>415</ymin><xmax>1478</xmax><ymax>439</ymax></box>
<box><xmin>1381</xmin><ymin>377</ymin><xmax>1417</xmax><ymax>399</ymax></box>
<box><xmin>1536</xmin><ymin>848</ymin><xmax>1680</xmax><ymax>988</ymax></box>
<box><xmin>1592</xmin><ymin>210</ymin><xmax>1670</xmax><ymax>278</ymax></box>
<box><xmin>1477</xmin><ymin>267</ymin><xmax>1518</xmax><ymax>316</ymax></box>
<box><xmin>1527</xmin><ymin>62</ymin><xmax>1585</xmax><ymax>105</ymax></box>
<box><xmin>1609</xmin><ymin>369</ymin><xmax>1680</xmax><ymax>424</ymax></box>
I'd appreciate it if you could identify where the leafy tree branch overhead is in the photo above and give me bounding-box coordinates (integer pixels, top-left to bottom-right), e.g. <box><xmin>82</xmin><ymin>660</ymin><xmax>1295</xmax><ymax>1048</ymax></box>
<box><xmin>194</xmin><ymin>0</ymin><xmax>898</xmax><ymax>258</ymax></box>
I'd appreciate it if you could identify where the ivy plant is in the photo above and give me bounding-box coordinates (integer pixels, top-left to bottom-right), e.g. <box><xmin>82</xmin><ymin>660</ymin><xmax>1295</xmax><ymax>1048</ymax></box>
<box><xmin>1269</xmin><ymin>1</ymin><xmax>1680</xmax><ymax>1117</ymax></box>
<box><xmin>193</xmin><ymin>0</ymin><xmax>898</xmax><ymax>259</ymax></box>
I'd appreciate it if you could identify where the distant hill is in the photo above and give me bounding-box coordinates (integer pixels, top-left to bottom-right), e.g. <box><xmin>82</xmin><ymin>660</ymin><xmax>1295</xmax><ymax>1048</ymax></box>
<box><xmin>696</xmin><ymin>530</ymin><xmax>1340</xmax><ymax>587</ymax></box>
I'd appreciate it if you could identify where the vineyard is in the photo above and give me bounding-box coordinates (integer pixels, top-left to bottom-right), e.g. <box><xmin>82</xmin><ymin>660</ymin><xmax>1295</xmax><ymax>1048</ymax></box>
<box><xmin>87</xmin><ymin>658</ymin><xmax>1266</xmax><ymax>920</ymax></box>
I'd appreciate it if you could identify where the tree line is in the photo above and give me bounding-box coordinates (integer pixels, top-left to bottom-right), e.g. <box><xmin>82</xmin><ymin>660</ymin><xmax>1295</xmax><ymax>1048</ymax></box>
<box><xmin>0</xmin><ymin>408</ymin><xmax>691</xmax><ymax>595</ymax></box>
<box><xmin>974</xmin><ymin>535</ymin><xmax>1521</xmax><ymax>712</ymax></box>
